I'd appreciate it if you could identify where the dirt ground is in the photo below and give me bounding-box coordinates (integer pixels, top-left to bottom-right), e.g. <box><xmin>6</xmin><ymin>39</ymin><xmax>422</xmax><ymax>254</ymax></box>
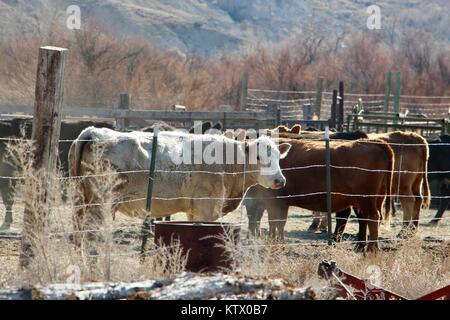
<box><xmin>0</xmin><ymin>201</ymin><xmax>448</xmax><ymax>290</ymax></box>
<box><xmin>1</xmin><ymin>202</ymin><xmax>448</xmax><ymax>254</ymax></box>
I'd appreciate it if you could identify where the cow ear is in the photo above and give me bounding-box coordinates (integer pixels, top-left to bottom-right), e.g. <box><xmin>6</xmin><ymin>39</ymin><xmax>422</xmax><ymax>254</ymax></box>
<box><xmin>291</xmin><ymin>124</ymin><xmax>301</xmax><ymax>135</ymax></box>
<box><xmin>276</xmin><ymin>125</ymin><xmax>290</xmax><ymax>133</ymax></box>
<box><xmin>278</xmin><ymin>143</ymin><xmax>292</xmax><ymax>159</ymax></box>
<box><xmin>213</xmin><ymin>122</ymin><xmax>222</xmax><ymax>131</ymax></box>
<box><xmin>202</xmin><ymin>121</ymin><xmax>212</xmax><ymax>133</ymax></box>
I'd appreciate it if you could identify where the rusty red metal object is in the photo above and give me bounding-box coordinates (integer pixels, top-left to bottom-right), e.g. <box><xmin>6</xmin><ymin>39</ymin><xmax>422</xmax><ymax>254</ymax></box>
<box><xmin>154</xmin><ymin>221</ymin><xmax>240</xmax><ymax>273</ymax></box>
<box><xmin>416</xmin><ymin>285</ymin><xmax>450</xmax><ymax>300</ymax></box>
<box><xmin>318</xmin><ymin>260</ymin><xmax>450</xmax><ymax>300</ymax></box>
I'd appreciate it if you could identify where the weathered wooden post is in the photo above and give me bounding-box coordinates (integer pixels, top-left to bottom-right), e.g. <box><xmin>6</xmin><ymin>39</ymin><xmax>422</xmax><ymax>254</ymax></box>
<box><xmin>315</xmin><ymin>77</ymin><xmax>324</xmax><ymax>118</ymax></box>
<box><xmin>267</xmin><ymin>103</ymin><xmax>281</xmax><ymax>127</ymax></box>
<box><xmin>325</xmin><ymin>127</ymin><xmax>332</xmax><ymax>245</ymax></box>
<box><xmin>330</xmin><ymin>89</ymin><xmax>338</xmax><ymax>129</ymax></box>
<box><xmin>141</xmin><ymin>127</ymin><xmax>159</xmax><ymax>256</ymax></box>
<box><xmin>117</xmin><ymin>93</ymin><xmax>131</xmax><ymax>131</ymax></box>
<box><xmin>338</xmin><ymin>81</ymin><xmax>344</xmax><ymax>131</ymax></box>
<box><xmin>239</xmin><ymin>71</ymin><xmax>249</xmax><ymax>111</ymax></box>
<box><xmin>383</xmin><ymin>72</ymin><xmax>392</xmax><ymax>132</ymax></box>
<box><xmin>20</xmin><ymin>46</ymin><xmax>67</xmax><ymax>268</ymax></box>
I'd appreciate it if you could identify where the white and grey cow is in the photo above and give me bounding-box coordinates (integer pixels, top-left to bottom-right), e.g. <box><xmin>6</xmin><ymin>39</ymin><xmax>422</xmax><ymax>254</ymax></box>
<box><xmin>69</xmin><ymin>127</ymin><xmax>291</xmax><ymax>245</ymax></box>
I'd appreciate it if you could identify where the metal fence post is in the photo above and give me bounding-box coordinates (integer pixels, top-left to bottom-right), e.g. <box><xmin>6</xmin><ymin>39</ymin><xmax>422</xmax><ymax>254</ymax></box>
<box><xmin>325</xmin><ymin>127</ymin><xmax>332</xmax><ymax>245</ymax></box>
<box><xmin>141</xmin><ymin>127</ymin><xmax>159</xmax><ymax>256</ymax></box>
<box><xmin>393</xmin><ymin>72</ymin><xmax>401</xmax><ymax>129</ymax></box>
<box><xmin>383</xmin><ymin>72</ymin><xmax>392</xmax><ymax>132</ymax></box>
<box><xmin>330</xmin><ymin>89</ymin><xmax>338</xmax><ymax>129</ymax></box>
<box><xmin>338</xmin><ymin>81</ymin><xmax>344</xmax><ymax>131</ymax></box>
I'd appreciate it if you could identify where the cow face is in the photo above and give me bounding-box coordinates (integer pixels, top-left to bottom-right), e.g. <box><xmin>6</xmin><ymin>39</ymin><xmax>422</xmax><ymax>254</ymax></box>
<box><xmin>246</xmin><ymin>136</ymin><xmax>291</xmax><ymax>189</ymax></box>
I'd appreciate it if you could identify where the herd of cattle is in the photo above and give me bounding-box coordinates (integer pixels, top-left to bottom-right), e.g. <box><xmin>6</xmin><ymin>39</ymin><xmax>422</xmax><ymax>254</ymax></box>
<box><xmin>0</xmin><ymin>118</ymin><xmax>449</xmax><ymax>252</ymax></box>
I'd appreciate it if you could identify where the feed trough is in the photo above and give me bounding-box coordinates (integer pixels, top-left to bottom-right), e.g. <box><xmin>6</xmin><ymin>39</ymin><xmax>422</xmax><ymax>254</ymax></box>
<box><xmin>154</xmin><ymin>221</ymin><xmax>240</xmax><ymax>272</ymax></box>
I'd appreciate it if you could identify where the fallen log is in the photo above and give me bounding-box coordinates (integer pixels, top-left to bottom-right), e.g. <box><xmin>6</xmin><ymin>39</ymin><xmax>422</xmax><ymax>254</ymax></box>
<box><xmin>0</xmin><ymin>272</ymin><xmax>316</xmax><ymax>300</ymax></box>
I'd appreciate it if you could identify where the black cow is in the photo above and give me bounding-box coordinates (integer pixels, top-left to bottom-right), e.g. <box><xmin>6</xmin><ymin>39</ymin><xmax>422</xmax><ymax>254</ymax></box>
<box><xmin>428</xmin><ymin>135</ymin><xmax>450</xmax><ymax>225</ymax></box>
<box><xmin>0</xmin><ymin>118</ymin><xmax>113</xmax><ymax>229</ymax></box>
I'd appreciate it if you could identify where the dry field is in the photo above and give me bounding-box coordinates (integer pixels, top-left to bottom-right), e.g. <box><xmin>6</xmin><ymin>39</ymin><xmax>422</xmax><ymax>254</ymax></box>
<box><xmin>0</xmin><ymin>201</ymin><xmax>449</xmax><ymax>299</ymax></box>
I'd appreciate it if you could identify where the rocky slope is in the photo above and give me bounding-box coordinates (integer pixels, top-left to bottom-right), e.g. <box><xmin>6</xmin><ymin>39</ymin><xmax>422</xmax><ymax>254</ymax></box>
<box><xmin>0</xmin><ymin>0</ymin><xmax>448</xmax><ymax>56</ymax></box>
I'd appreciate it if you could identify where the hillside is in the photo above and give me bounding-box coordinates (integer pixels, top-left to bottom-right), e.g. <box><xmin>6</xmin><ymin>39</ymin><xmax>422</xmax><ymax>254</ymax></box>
<box><xmin>0</xmin><ymin>0</ymin><xmax>449</xmax><ymax>56</ymax></box>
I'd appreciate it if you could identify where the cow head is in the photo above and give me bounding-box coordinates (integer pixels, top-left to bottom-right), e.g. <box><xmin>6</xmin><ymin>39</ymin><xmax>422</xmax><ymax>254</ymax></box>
<box><xmin>245</xmin><ymin>136</ymin><xmax>291</xmax><ymax>189</ymax></box>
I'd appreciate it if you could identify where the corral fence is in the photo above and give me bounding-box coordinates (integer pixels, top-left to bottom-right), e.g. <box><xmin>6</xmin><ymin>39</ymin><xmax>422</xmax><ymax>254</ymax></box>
<box><xmin>0</xmin><ymin>102</ymin><xmax>280</xmax><ymax>131</ymax></box>
<box><xmin>241</xmin><ymin>71</ymin><xmax>450</xmax><ymax>136</ymax></box>
<box><xmin>1</xmin><ymin>74</ymin><xmax>449</xmax><ymax>137</ymax></box>
<box><xmin>1</xmin><ymin>47</ymin><xmax>449</xmax><ymax>273</ymax></box>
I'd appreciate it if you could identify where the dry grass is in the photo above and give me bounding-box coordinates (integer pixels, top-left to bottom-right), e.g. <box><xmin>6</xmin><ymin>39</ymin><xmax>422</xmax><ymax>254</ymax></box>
<box><xmin>0</xmin><ymin>137</ymin><xmax>188</xmax><ymax>287</ymax></box>
<box><xmin>225</xmin><ymin>238</ymin><xmax>449</xmax><ymax>299</ymax></box>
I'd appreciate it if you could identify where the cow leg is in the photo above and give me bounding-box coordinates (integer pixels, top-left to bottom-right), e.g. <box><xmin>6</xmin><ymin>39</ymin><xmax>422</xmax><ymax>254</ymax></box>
<box><xmin>318</xmin><ymin>213</ymin><xmax>328</xmax><ymax>232</ymax></box>
<box><xmin>246</xmin><ymin>202</ymin><xmax>265</xmax><ymax>238</ymax></box>
<box><xmin>0</xmin><ymin>187</ymin><xmax>14</xmax><ymax>230</ymax></box>
<box><xmin>308</xmin><ymin>211</ymin><xmax>322</xmax><ymax>232</ymax></box>
<box><xmin>430</xmin><ymin>199</ymin><xmax>449</xmax><ymax>225</ymax></box>
<box><xmin>365</xmin><ymin>206</ymin><xmax>381</xmax><ymax>253</ymax></box>
<box><xmin>397</xmin><ymin>191</ymin><xmax>416</xmax><ymax>238</ymax></box>
<box><xmin>355</xmin><ymin>212</ymin><xmax>368</xmax><ymax>252</ymax></box>
<box><xmin>410</xmin><ymin>177</ymin><xmax>425</xmax><ymax>230</ymax></box>
<box><xmin>430</xmin><ymin>183</ymin><xmax>450</xmax><ymax>225</ymax></box>
<box><xmin>73</xmin><ymin>206</ymin><xmax>86</xmax><ymax>249</ymax></box>
<box><xmin>267</xmin><ymin>202</ymin><xmax>288</xmax><ymax>240</ymax></box>
<box><xmin>333</xmin><ymin>208</ymin><xmax>352</xmax><ymax>242</ymax></box>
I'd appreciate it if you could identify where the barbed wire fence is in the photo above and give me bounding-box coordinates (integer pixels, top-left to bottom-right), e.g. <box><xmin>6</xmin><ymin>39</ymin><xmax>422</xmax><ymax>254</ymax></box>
<box><xmin>0</xmin><ymin>134</ymin><xmax>449</xmax><ymax>262</ymax></box>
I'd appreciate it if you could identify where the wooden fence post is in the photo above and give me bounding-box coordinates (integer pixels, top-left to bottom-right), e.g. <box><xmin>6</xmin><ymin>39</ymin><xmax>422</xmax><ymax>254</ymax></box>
<box><xmin>239</xmin><ymin>71</ymin><xmax>249</xmax><ymax>111</ymax></box>
<box><xmin>315</xmin><ymin>77</ymin><xmax>324</xmax><ymax>118</ymax></box>
<box><xmin>20</xmin><ymin>46</ymin><xmax>67</xmax><ymax>268</ymax></box>
<box><xmin>383</xmin><ymin>72</ymin><xmax>392</xmax><ymax>132</ymax></box>
<box><xmin>267</xmin><ymin>103</ymin><xmax>281</xmax><ymax>127</ymax></box>
<box><xmin>338</xmin><ymin>81</ymin><xmax>344</xmax><ymax>131</ymax></box>
<box><xmin>117</xmin><ymin>93</ymin><xmax>131</xmax><ymax>131</ymax></box>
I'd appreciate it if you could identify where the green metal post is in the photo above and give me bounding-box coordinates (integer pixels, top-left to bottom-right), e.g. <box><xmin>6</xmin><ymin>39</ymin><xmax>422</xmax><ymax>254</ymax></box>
<box><xmin>325</xmin><ymin>127</ymin><xmax>332</xmax><ymax>245</ymax></box>
<box><xmin>141</xmin><ymin>127</ymin><xmax>159</xmax><ymax>256</ymax></box>
<box><xmin>393</xmin><ymin>72</ymin><xmax>401</xmax><ymax>129</ymax></box>
<box><xmin>383</xmin><ymin>72</ymin><xmax>392</xmax><ymax>132</ymax></box>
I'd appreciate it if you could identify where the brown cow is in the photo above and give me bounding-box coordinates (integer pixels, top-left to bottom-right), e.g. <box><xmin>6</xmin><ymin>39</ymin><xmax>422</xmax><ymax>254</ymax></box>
<box><xmin>244</xmin><ymin>138</ymin><xmax>394</xmax><ymax>252</ymax></box>
<box><xmin>311</xmin><ymin>131</ymin><xmax>430</xmax><ymax>237</ymax></box>
<box><xmin>369</xmin><ymin>132</ymin><xmax>430</xmax><ymax>234</ymax></box>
